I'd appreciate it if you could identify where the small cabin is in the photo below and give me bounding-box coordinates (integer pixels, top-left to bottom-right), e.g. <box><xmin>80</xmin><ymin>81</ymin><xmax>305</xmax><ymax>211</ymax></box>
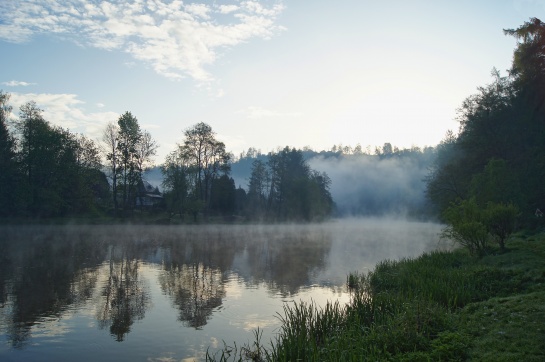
<box><xmin>136</xmin><ymin>180</ymin><xmax>163</xmax><ymax>208</ymax></box>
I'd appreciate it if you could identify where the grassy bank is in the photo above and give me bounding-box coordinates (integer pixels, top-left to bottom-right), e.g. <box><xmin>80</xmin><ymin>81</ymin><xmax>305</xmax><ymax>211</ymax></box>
<box><xmin>209</xmin><ymin>232</ymin><xmax>545</xmax><ymax>361</ymax></box>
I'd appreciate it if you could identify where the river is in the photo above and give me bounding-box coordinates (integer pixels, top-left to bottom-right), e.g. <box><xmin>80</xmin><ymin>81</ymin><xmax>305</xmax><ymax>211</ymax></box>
<box><xmin>0</xmin><ymin>219</ymin><xmax>445</xmax><ymax>361</ymax></box>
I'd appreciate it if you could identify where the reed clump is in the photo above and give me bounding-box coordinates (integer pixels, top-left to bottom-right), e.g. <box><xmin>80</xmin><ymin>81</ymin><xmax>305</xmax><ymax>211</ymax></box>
<box><xmin>209</xmin><ymin>233</ymin><xmax>545</xmax><ymax>361</ymax></box>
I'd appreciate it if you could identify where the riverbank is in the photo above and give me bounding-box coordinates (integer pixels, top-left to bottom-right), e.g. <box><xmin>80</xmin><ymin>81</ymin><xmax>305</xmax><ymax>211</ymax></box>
<box><xmin>211</xmin><ymin>231</ymin><xmax>545</xmax><ymax>361</ymax></box>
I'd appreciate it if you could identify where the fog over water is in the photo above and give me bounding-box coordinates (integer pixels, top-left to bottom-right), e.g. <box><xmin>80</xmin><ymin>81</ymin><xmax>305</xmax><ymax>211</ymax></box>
<box><xmin>308</xmin><ymin>155</ymin><xmax>432</xmax><ymax>216</ymax></box>
<box><xmin>0</xmin><ymin>219</ymin><xmax>446</xmax><ymax>361</ymax></box>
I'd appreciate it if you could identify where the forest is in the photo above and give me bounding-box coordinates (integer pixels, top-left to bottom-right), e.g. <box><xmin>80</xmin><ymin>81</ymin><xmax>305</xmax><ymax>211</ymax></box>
<box><xmin>426</xmin><ymin>18</ymin><xmax>545</xmax><ymax>231</ymax></box>
<box><xmin>0</xmin><ymin>101</ymin><xmax>335</xmax><ymax>221</ymax></box>
<box><xmin>1</xmin><ymin>17</ymin><xmax>544</xmax><ymax>226</ymax></box>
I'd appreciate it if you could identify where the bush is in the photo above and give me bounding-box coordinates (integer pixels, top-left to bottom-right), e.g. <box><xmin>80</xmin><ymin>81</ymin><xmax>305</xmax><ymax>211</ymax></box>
<box><xmin>485</xmin><ymin>202</ymin><xmax>519</xmax><ymax>251</ymax></box>
<box><xmin>442</xmin><ymin>198</ymin><xmax>490</xmax><ymax>256</ymax></box>
<box><xmin>442</xmin><ymin>199</ymin><xmax>519</xmax><ymax>256</ymax></box>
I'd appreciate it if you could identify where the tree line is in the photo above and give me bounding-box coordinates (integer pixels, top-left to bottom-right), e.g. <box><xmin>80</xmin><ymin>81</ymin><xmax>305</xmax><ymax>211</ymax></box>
<box><xmin>245</xmin><ymin>147</ymin><xmax>333</xmax><ymax>221</ymax></box>
<box><xmin>162</xmin><ymin>122</ymin><xmax>334</xmax><ymax>221</ymax></box>
<box><xmin>0</xmin><ymin>99</ymin><xmax>334</xmax><ymax>221</ymax></box>
<box><xmin>0</xmin><ymin>98</ymin><xmax>109</xmax><ymax>217</ymax></box>
<box><xmin>426</xmin><ymin>18</ymin><xmax>545</xmax><ymax>253</ymax></box>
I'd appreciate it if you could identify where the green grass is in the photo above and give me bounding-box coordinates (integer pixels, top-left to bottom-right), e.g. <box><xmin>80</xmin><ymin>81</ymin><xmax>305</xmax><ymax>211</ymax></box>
<box><xmin>208</xmin><ymin>231</ymin><xmax>545</xmax><ymax>361</ymax></box>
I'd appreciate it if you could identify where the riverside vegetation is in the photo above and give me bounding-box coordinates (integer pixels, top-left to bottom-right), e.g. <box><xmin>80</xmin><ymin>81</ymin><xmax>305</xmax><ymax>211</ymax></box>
<box><xmin>1</xmin><ymin>15</ymin><xmax>544</xmax><ymax>362</ymax></box>
<box><xmin>207</xmin><ymin>18</ymin><xmax>545</xmax><ymax>361</ymax></box>
<box><xmin>207</xmin><ymin>231</ymin><xmax>545</xmax><ymax>361</ymax></box>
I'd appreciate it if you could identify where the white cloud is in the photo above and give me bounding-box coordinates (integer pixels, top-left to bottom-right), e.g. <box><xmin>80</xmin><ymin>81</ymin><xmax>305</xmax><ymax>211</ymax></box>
<box><xmin>217</xmin><ymin>5</ymin><xmax>239</xmax><ymax>14</ymax></box>
<box><xmin>237</xmin><ymin>106</ymin><xmax>302</xmax><ymax>119</ymax></box>
<box><xmin>184</xmin><ymin>3</ymin><xmax>211</xmax><ymax>19</ymax></box>
<box><xmin>0</xmin><ymin>0</ymin><xmax>286</xmax><ymax>82</ymax></box>
<box><xmin>2</xmin><ymin>80</ymin><xmax>36</xmax><ymax>87</ymax></box>
<box><xmin>9</xmin><ymin>92</ymin><xmax>118</xmax><ymax>141</ymax></box>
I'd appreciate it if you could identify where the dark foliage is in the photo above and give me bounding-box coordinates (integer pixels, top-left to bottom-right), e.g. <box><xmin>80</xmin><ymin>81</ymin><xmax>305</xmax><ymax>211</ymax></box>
<box><xmin>427</xmin><ymin>18</ymin><xmax>545</xmax><ymax>227</ymax></box>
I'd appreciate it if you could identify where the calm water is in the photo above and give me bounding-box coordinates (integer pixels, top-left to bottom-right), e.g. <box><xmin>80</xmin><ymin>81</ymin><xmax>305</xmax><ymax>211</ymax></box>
<box><xmin>0</xmin><ymin>219</ymin><xmax>445</xmax><ymax>361</ymax></box>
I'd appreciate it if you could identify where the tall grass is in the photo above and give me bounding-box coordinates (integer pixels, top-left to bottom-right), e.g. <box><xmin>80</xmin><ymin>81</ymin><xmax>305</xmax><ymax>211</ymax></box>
<box><xmin>208</xmin><ymin>237</ymin><xmax>545</xmax><ymax>361</ymax></box>
<box><xmin>370</xmin><ymin>250</ymin><xmax>519</xmax><ymax>309</ymax></box>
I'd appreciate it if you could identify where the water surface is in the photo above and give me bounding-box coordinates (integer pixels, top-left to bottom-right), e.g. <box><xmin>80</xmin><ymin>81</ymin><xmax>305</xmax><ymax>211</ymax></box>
<box><xmin>0</xmin><ymin>219</ymin><xmax>445</xmax><ymax>361</ymax></box>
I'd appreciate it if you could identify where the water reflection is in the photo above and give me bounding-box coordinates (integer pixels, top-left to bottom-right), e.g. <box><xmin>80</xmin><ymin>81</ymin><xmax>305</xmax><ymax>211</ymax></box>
<box><xmin>159</xmin><ymin>263</ymin><xmax>224</xmax><ymax>329</ymax></box>
<box><xmin>0</xmin><ymin>230</ymin><xmax>106</xmax><ymax>348</ymax></box>
<box><xmin>97</xmin><ymin>245</ymin><xmax>150</xmax><ymax>341</ymax></box>
<box><xmin>0</xmin><ymin>221</ymin><xmax>444</xmax><ymax>360</ymax></box>
<box><xmin>0</xmin><ymin>224</ymin><xmax>335</xmax><ymax>344</ymax></box>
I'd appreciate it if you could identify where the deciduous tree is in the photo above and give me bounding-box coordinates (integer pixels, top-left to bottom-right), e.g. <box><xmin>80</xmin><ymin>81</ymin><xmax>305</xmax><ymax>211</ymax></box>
<box><xmin>0</xmin><ymin>91</ymin><xmax>18</xmax><ymax>216</ymax></box>
<box><xmin>180</xmin><ymin>122</ymin><xmax>230</xmax><ymax>215</ymax></box>
<box><xmin>116</xmin><ymin>111</ymin><xmax>142</xmax><ymax>213</ymax></box>
<box><xmin>102</xmin><ymin>121</ymin><xmax>120</xmax><ymax>214</ymax></box>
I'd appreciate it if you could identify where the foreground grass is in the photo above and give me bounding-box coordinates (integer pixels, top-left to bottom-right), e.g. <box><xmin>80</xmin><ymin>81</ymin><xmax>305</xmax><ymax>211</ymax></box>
<box><xmin>208</xmin><ymin>232</ymin><xmax>545</xmax><ymax>361</ymax></box>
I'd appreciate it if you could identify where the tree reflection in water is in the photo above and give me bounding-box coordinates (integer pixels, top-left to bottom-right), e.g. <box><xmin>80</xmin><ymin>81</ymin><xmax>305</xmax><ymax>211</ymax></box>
<box><xmin>159</xmin><ymin>262</ymin><xmax>224</xmax><ymax>329</ymax></box>
<box><xmin>157</xmin><ymin>227</ymin><xmax>232</xmax><ymax>329</ymax></box>
<box><xmin>97</xmin><ymin>244</ymin><xmax>150</xmax><ymax>341</ymax></box>
<box><xmin>0</xmin><ymin>224</ymin><xmax>335</xmax><ymax>349</ymax></box>
<box><xmin>241</xmin><ymin>226</ymin><xmax>332</xmax><ymax>296</ymax></box>
<box><xmin>0</xmin><ymin>226</ymin><xmax>106</xmax><ymax>348</ymax></box>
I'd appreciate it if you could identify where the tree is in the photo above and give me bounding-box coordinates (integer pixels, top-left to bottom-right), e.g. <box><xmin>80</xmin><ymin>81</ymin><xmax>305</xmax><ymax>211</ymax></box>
<box><xmin>13</xmin><ymin>102</ymin><xmax>85</xmax><ymax>216</ymax></box>
<box><xmin>161</xmin><ymin>122</ymin><xmax>230</xmax><ymax>220</ymax></box>
<box><xmin>504</xmin><ymin>17</ymin><xmax>545</xmax><ymax>93</ymax></box>
<box><xmin>469</xmin><ymin>158</ymin><xmax>523</xmax><ymax>208</ymax></box>
<box><xmin>485</xmin><ymin>202</ymin><xmax>519</xmax><ymax>251</ymax></box>
<box><xmin>135</xmin><ymin>130</ymin><xmax>158</xmax><ymax>208</ymax></box>
<box><xmin>135</xmin><ymin>130</ymin><xmax>158</xmax><ymax>172</ymax></box>
<box><xmin>353</xmin><ymin>143</ymin><xmax>363</xmax><ymax>155</ymax></box>
<box><xmin>382</xmin><ymin>142</ymin><xmax>393</xmax><ymax>156</ymax></box>
<box><xmin>428</xmin><ymin>19</ymin><xmax>545</xmax><ymax>225</ymax></box>
<box><xmin>209</xmin><ymin>174</ymin><xmax>236</xmax><ymax>216</ymax></box>
<box><xmin>267</xmin><ymin>147</ymin><xmax>310</xmax><ymax>219</ymax></box>
<box><xmin>17</xmin><ymin>101</ymin><xmax>45</xmax><ymax>191</ymax></box>
<box><xmin>162</xmin><ymin>148</ymin><xmax>191</xmax><ymax>219</ymax></box>
<box><xmin>504</xmin><ymin>18</ymin><xmax>545</xmax><ymax>215</ymax></box>
<box><xmin>248</xmin><ymin>147</ymin><xmax>334</xmax><ymax>221</ymax></box>
<box><xmin>0</xmin><ymin>91</ymin><xmax>18</xmax><ymax>216</ymax></box>
<box><xmin>102</xmin><ymin>121</ymin><xmax>120</xmax><ymax>215</ymax></box>
<box><xmin>74</xmin><ymin>134</ymin><xmax>108</xmax><ymax>212</ymax></box>
<box><xmin>75</xmin><ymin>134</ymin><xmax>101</xmax><ymax>170</ymax></box>
<box><xmin>246</xmin><ymin>159</ymin><xmax>270</xmax><ymax>217</ymax></box>
<box><xmin>442</xmin><ymin>198</ymin><xmax>490</xmax><ymax>257</ymax></box>
<box><xmin>180</xmin><ymin>122</ymin><xmax>230</xmax><ymax>216</ymax></box>
<box><xmin>116</xmin><ymin>112</ymin><xmax>142</xmax><ymax>213</ymax></box>
<box><xmin>456</xmin><ymin>69</ymin><xmax>514</xmax><ymax>164</ymax></box>
<box><xmin>442</xmin><ymin>198</ymin><xmax>519</xmax><ymax>255</ymax></box>
<box><xmin>306</xmin><ymin>171</ymin><xmax>334</xmax><ymax>220</ymax></box>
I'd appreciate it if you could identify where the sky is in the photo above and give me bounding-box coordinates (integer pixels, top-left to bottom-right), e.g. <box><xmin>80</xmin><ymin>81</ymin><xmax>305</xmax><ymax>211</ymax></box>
<box><xmin>1</xmin><ymin>0</ymin><xmax>544</xmax><ymax>163</ymax></box>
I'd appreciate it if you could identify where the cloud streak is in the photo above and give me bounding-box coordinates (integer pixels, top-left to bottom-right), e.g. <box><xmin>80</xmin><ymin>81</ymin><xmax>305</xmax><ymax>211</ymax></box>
<box><xmin>0</xmin><ymin>1</ymin><xmax>285</xmax><ymax>82</ymax></box>
<box><xmin>2</xmin><ymin>80</ymin><xmax>36</xmax><ymax>87</ymax></box>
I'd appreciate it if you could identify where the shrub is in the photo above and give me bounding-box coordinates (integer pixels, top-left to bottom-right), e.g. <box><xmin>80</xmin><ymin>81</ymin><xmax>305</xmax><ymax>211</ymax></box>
<box><xmin>442</xmin><ymin>198</ymin><xmax>490</xmax><ymax>256</ymax></box>
<box><xmin>484</xmin><ymin>202</ymin><xmax>519</xmax><ymax>251</ymax></box>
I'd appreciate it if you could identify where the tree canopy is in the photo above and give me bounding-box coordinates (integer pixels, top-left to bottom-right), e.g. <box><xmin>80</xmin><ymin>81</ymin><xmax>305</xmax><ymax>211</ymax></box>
<box><xmin>426</xmin><ymin>17</ymin><xmax>545</xmax><ymax>227</ymax></box>
<box><xmin>245</xmin><ymin>147</ymin><xmax>334</xmax><ymax>221</ymax></box>
<box><xmin>0</xmin><ymin>97</ymin><xmax>110</xmax><ymax>217</ymax></box>
<box><xmin>162</xmin><ymin>122</ymin><xmax>232</xmax><ymax>220</ymax></box>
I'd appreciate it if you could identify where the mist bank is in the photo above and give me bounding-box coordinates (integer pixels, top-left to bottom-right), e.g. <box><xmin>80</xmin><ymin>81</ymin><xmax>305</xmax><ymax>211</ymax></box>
<box><xmin>309</xmin><ymin>153</ymin><xmax>433</xmax><ymax>217</ymax></box>
<box><xmin>228</xmin><ymin>148</ymin><xmax>436</xmax><ymax>219</ymax></box>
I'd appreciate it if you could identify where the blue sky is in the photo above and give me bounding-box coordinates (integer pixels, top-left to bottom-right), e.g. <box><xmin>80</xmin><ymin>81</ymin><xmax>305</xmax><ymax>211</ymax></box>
<box><xmin>1</xmin><ymin>1</ymin><xmax>543</xmax><ymax>162</ymax></box>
